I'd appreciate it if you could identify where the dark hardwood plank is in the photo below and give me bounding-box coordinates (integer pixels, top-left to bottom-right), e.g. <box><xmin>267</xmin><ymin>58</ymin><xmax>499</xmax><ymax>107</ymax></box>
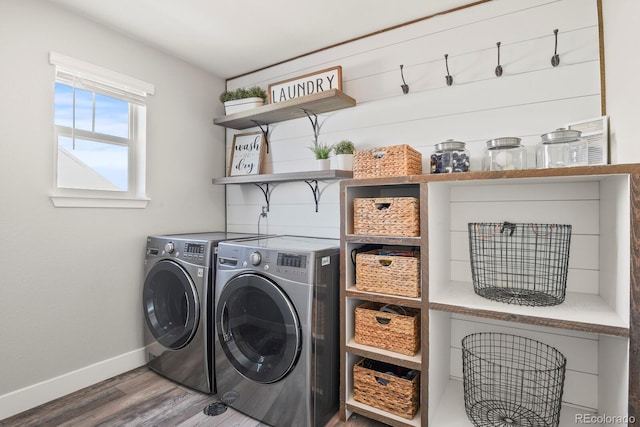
<box><xmin>0</xmin><ymin>367</ymin><xmax>386</xmax><ymax>427</ymax></box>
<box><xmin>0</xmin><ymin>369</ymin><xmax>148</xmax><ymax>427</ymax></box>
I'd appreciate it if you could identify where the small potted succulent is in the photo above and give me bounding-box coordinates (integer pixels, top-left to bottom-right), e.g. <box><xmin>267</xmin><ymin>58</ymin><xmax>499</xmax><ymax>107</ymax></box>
<box><xmin>219</xmin><ymin>86</ymin><xmax>268</xmax><ymax>115</ymax></box>
<box><xmin>332</xmin><ymin>139</ymin><xmax>355</xmax><ymax>170</ymax></box>
<box><xmin>308</xmin><ymin>140</ymin><xmax>333</xmax><ymax>170</ymax></box>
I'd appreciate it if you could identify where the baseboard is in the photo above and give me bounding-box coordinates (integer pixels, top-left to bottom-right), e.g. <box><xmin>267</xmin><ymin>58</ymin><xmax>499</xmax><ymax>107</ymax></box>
<box><xmin>0</xmin><ymin>347</ymin><xmax>146</xmax><ymax>420</ymax></box>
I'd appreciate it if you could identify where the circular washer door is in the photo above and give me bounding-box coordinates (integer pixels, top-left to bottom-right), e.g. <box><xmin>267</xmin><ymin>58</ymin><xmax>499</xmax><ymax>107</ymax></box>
<box><xmin>143</xmin><ymin>259</ymin><xmax>199</xmax><ymax>350</ymax></box>
<box><xmin>216</xmin><ymin>272</ymin><xmax>301</xmax><ymax>384</ymax></box>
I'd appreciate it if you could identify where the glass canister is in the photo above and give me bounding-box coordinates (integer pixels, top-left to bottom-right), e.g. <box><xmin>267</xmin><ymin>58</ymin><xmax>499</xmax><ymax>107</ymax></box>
<box><xmin>430</xmin><ymin>139</ymin><xmax>470</xmax><ymax>173</ymax></box>
<box><xmin>482</xmin><ymin>137</ymin><xmax>527</xmax><ymax>171</ymax></box>
<box><xmin>536</xmin><ymin>128</ymin><xmax>588</xmax><ymax>168</ymax></box>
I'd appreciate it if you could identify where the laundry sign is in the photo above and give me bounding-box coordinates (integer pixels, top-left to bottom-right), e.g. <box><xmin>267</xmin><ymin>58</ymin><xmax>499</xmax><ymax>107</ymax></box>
<box><xmin>268</xmin><ymin>66</ymin><xmax>342</xmax><ymax>103</ymax></box>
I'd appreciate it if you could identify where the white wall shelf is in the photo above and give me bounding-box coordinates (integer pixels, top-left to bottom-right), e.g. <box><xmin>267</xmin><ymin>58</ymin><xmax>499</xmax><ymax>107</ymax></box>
<box><xmin>211</xmin><ymin>169</ymin><xmax>352</xmax><ymax>185</ymax></box>
<box><xmin>213</xmin><ymin>89</ymin><xmax>356</xmax><ymax>130</ymax></box>
<box><xmin>212</xmin><ymin>169</ymin><xmax>352</xmax><ymax>212</ymax></box>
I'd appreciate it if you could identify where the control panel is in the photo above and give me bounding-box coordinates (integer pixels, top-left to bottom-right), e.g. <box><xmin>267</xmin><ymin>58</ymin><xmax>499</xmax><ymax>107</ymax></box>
<box><xmin>277</xmin><ymin>252</ymin><xmax>307</xmax><ymax>269</ymax></box>
<box><xmin>146</xmin><ymin>238</ymin><xmax>208</xmax><ymax>266</ymax></box>
<box><xmin>217</xmin><ymin>247</ymin><xmax>311</xmax><ymax>282</ymax></box>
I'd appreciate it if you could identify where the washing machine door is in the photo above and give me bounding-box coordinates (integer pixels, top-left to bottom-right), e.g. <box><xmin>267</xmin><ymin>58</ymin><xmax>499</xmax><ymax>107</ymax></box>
<box><xmin>143</xmin><ymin>259</ymin><xmax>199</xmax><ymax>350</ymax></box>
<box><xmin>216</xmin><ymin>272</ymin><xmax>301</xmax><ymax>384</ymax></box>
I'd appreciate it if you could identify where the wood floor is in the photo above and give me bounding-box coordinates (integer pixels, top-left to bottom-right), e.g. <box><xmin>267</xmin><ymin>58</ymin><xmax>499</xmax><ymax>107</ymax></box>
<box><xmin>0</xmin><ymin>367</ymin><xmax>387</xmax><ymax>427</ymax></box>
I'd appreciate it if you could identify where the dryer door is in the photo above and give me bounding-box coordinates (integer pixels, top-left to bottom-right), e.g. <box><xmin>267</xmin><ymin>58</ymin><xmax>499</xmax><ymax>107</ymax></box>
<box><xmin>143</xmin><ymin>259</ymin><xmax>199</xmax><ymax>350</ymax></box>
<box><xmin>216</xmin><ymin>272</ymin><xmax>301</xmax><ymax>384</ymax></box>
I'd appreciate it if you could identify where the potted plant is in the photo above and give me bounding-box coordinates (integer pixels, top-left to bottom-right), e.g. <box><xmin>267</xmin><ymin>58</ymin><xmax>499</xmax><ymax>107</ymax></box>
<box><xmin>308</xmin><ymin>140</ymin><xmax>333</xmax><ymax>170</ymax></box>
<box><xmin>332</xmin><ymin>139</ymin><xmax>355</xmax><ymax>170</ymax></box>
<box><xmin>219</xmin><ymin>86</ymin><xmax>268</xmax><ymax>115</ymax></box>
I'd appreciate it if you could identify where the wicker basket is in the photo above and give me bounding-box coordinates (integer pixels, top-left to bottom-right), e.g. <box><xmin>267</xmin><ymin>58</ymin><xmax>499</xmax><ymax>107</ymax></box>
<box><xmin>353</xmin><ymin>358</ymin><xmax>420</xmax><ymax>420</ymax></box>
<box><xmin>355</xmin><ymin>302</ymin><xmax>420</xmax><ymax>355</ymax></box>
<box><xmin>353</xmin><ymin>144</ymin><xmax>422</xmax><ymax>178</ymax></box>
<box><xmin>353</xmin><ymin>197</ymin><xmax>420</xmax><ymax>237</ymax></box>
<box><xmin>355</xmin><ymin>249</ymin><xmax>420</xmax><ymax>297</ymax></box>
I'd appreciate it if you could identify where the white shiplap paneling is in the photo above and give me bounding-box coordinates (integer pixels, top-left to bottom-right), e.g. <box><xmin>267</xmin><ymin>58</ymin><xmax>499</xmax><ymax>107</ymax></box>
<box><xmin>222</xmin><ymin>0</ymin><xmax>601</xmax><ymax>238</ymax></box>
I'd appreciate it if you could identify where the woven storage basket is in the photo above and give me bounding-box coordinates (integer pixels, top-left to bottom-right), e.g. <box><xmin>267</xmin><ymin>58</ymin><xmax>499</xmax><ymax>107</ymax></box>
<box><xmin>355</xmin><ymin>249</ymin><xmax>420</xmax><ymax>297</ymax></box>
<box><xmin>353</xmin><ymin>144</ymin><xmax>422</xmax><ymax>178</ymax></box>
<box><xmin>353</xmin><ymin>358</ymin><xmax>420</xmax><ymax>420</ymax></box>
<box><xmin>355</xmin><ymin>302</ymin><xmax>420</xmax><ymax>355</ymax></box>
<box><xmin>353</xmin><ymin>197</ymin><xmax>420</xmax><ymax>237</ymax></box>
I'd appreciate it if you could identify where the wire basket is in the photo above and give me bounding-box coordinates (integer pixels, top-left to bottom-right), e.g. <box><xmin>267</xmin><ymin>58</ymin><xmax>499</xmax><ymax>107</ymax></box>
<box><xmin>462</xmin><ymin>333</ymin><xmax>567</xmax><ymax>427</ymax></box>
<box><xmin>468</xmin><ymin>222</ymin><xmax>572</xmax><ymax>306</ymax></box>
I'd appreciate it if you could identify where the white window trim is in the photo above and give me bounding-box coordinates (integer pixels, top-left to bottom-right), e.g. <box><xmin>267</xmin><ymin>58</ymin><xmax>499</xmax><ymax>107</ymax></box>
<box><xmin>49</xmin><ymin>52</ymin><xmax>154</xmax><ymax>208</ymax></box>
<box><xmin>50</xmin><ymin>194</ymin><xmax>150</xmax><ymax>209</ymax></box>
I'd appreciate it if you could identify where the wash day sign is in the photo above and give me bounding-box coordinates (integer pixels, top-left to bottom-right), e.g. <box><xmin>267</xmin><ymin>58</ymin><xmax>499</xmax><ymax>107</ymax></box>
<box><xmin>269</xmin><ymin>66</ymin><xmax>342</xmax><ymax>103</ymax></box>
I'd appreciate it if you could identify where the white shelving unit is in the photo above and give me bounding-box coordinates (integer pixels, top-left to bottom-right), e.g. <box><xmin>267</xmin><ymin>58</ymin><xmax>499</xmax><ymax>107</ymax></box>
<box><xmin>340</xmin><ymin>165</ymin><xmax>639</xmax><ymax>427</ymax></box>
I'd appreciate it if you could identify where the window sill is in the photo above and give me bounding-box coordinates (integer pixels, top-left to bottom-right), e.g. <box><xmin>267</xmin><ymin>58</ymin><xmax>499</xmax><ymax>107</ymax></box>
<box><xmin>50</xmin><ymin>194</ymin><xmax>150</xmax><ymax>208</ymax></box>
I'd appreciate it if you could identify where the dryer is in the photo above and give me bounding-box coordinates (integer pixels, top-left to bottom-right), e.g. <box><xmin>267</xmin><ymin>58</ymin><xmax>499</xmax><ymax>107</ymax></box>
<box><xmin>215</xmin><ymin>235</ymin><xmax>340</xmax><ymax>427</ymax></box>
<box><xmin>142</xmin><ymin>232</ymin><xmax>259</xmax><ymax>394</ymax></box>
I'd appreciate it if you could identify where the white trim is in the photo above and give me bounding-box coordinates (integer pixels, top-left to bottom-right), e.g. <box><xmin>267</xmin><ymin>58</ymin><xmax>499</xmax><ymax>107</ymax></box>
<box><xmin>0</xmin><ymin>348</ymin><xmax>146</xmax><ymax>420</ymax></box>
<box><xmin>51</xmin><ymin>62</ymin><xmax>150</xmax><ymax>205</ymax></box>
<box><xmin>49</xmin><ymin>52</ymin><xmax>155</xmax><ymax>96</ymax></box>
<box><xmin>50</xmin><ymin>194</ymin><xmax>150</xmax><ymax>208</ymax></box>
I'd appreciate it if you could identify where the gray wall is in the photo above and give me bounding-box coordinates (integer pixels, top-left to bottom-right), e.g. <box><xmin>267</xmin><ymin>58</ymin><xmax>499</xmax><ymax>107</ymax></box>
<box><xmin>0</xmin><ymin>0</ymin><xmax>226</xmax><ymax>418</ymax></box>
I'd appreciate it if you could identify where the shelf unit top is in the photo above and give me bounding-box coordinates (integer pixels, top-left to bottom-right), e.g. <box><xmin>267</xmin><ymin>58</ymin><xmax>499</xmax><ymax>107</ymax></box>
<box><xmin>340</xmin><ymin>164</ymin><xmax>640</xmax><ymax>187</ymax></box>
<box><xmin>213</xmin><ymin>89</ymin><xmax>356</xmax><ymax>129</ymax></box>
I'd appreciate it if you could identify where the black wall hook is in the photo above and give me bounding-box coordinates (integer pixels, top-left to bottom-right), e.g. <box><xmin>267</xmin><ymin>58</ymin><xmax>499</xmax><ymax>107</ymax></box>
<box><xmin>444</xmin><ymin>54</ymin><xmax>453</xmax><ymax>86</ymax></box>
<box><xmin>399</xmin><ymin>64</ymin><xmax>409</xmax><ymax>94</ymax></box>
<box><xmin>551</xmin><ymin>29</ymin><xmax>560</xmax><ymax>67</ymax></box>
<box><xmin>495</xmin><ymin>42</ymin><xmax>503</xmax><ymax>77</ymax></box>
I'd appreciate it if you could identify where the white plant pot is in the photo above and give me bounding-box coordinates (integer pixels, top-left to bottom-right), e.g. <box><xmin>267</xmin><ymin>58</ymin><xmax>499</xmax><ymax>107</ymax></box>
<box><xmin>316</xmin><ymin>158</ymin><xmax>331</xmax><ymax>170</ymax></box>
<box><xmin>332</xmin><ymin>153</ymin><xmax>354</xmax><ymax>171</ymax></box>
<box><xmin>224</xmin><ymin>97</ymin><xmax>264</xmax><ymax>115</ymax></box>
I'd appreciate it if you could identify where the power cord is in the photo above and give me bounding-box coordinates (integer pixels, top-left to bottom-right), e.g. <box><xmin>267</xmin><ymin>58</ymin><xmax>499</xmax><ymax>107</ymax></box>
<box><xmin>257</xmin><ymin>205</ymin><xmax>268</xmax><ymax>236</ymax></box>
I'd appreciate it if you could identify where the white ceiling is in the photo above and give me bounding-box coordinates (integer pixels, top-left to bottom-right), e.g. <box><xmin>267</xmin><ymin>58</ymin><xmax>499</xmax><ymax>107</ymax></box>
<box><xmin>47</xmin><ymin>0</ymin><xmax>472</xmax><ymax>78</ymax></box>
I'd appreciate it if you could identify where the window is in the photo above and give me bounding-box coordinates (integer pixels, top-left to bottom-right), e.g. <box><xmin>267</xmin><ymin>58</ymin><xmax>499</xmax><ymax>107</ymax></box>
<box><xmin>49</xmin><ymin>52</ymin><xmax>154</xmax><ymax>208</ymax></box>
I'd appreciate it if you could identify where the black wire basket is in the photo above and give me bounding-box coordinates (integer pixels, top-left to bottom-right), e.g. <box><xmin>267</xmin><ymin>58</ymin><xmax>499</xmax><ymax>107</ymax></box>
<box><xmin>462</xmin><ymin>332</ymin><xmax>567</xmax><ymax>427</ymax></box>
<box><xmin>468</xmin><ymin>222</ymin><xmax>572</xmax><ymax>306</ymax></box>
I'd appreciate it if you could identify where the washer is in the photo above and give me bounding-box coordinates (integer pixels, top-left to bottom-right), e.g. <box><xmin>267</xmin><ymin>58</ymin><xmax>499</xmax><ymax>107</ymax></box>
<box><xmin>142</xmin><ymin>232</ymin><xmax>259</xmax><ymax>394</ymax></box>
<box><xmin>215</xmin><ymin>235</ymin><xmax>340</xmax><ymax>427</ymax></box>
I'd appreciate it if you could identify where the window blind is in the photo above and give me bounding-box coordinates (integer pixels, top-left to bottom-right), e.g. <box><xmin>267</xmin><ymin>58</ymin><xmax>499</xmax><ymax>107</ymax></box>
<box><xmin>50</xmin><ymin>52</ymin><xmax>154</xmax><ymax>105</ymax></box>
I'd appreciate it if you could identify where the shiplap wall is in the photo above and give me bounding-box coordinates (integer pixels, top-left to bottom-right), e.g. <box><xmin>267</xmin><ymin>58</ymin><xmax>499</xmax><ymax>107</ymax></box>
<box><xmin>222</xmin><ymin>0</ymin><xmax>612</xmax><ymax>416</ymax></box>
<box><xmin>434</xmin><ymin>178</ymin><xmax>628</xmax><ymax>413</ymax></box>
<box><xmin>223</xmin><ymin>0</ymin><xmax>602</xmax><ymax>238</ymax></box>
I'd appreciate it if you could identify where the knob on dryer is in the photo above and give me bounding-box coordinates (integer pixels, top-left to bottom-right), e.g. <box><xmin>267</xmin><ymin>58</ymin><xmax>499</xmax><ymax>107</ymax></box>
<box><xmin>249</xmin><ymin>251</ymin><xmax>262</xmax><ymax>266</ymax></box>
<box><xmin>165</xmin><ymin>242</ymin><xmax>175</xmax><ymax>254</ymax></box>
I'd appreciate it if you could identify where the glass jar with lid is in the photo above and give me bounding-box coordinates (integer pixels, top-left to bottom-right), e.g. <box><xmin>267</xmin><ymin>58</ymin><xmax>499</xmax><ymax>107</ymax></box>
<box><xmin>430</xmin><ymin>139</ymin><xmax>470</xmax><ymax>173</ymax></box>
<box><xmin>482</xmin><ymin>137</ymin><xmax>527</xmax><ymax>171</ymax></box>
<box><xmin>536</xmin><ymin>128</ymin><xmax>588</xmax><ymax>168</ymax></box>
